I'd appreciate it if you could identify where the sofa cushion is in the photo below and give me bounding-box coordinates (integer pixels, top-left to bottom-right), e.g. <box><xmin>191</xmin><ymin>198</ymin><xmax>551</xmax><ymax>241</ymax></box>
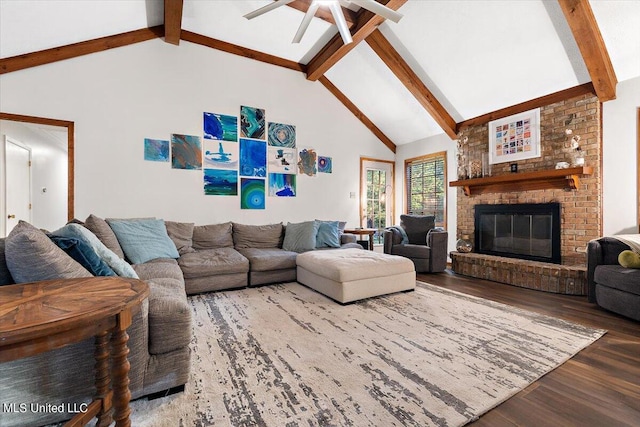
<box><xmin>51</xmin><ymin>223</ymin><xmax>139</xmax><ymax>279</ymax></box>
<box><xmin>400</xmin><ymin>215</ymin><xmax>435</xmax><ymax>245</ymax></box>
<box><xmin>84</xmin><ymin>214</ymin><xmax>125</xmax><ymax>259</ymax></box>
<box><xmin>133</xmin><ymin>258</ymin><xmax>184</xmax><ymax>282</ymax></box>
<box><xmin>146</xmin><ymin>277</ymin><xmax>191</xmax><ymax>355</ymax></box>
<box><xmin>594</xmin><ymin>265</ymin><xmax>640</xmax><ymax>296</ymax></box>
<box><xmin>315</xmin><ymin>220</ymin><xmax>341</xmax><ymax>249</ymax></box>
<box><xmin>107</xmin><ymin>218</ymin><xmax>179</xmax><ymax>264</ymax></box>
<box><xmin>233</xmin><ymin>223</ymin><xmax>283</xmax><ymax>249</ymax></box>
<box><xmin>237</xmin><ymin>248</ymin><xmax>298</xmax><ymax>272</ymax></box>
<box><xmin>165</xmin><ymin>221</ymin><xmax>196</xmax><ymax>255</ymax></box>
<box><xmin>193</xmin><ymin>222</ymin><xmax>233</xmax><ymax>249</ymax></box>
<box><xmin>178</xmin><ymin>248</ymin><xmax>249</xmax><ymax>279</ymax></box>
<box><xmin>5</xmin><ymin>221</ymin><xmax>92</xmax><ymax>283</ymax></box>
<box><xmin>49</xmin><ymin>235</ymin><xmax>116</xmax><ymax>277</ymax></box>
<box><xmin>391</xmin><ymin>243</ymin><xmax>431</xmax><ymax>260</ymax></box>
<box><xmin>0</xmin><ymin>239</ymin><xmax>15</xmax><ymax>286</ymax></box>
<box><xmin>282</xmin><ymin>221</ymin><xmax>319</xmax><ymax>253</ymax></box>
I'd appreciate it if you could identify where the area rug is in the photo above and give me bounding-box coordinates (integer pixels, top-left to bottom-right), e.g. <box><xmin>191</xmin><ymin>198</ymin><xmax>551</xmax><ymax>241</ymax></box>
<box><xmin>130</xmin><ymin>282</ymin><xmax>605</xmax><ymax>426</ymax></box>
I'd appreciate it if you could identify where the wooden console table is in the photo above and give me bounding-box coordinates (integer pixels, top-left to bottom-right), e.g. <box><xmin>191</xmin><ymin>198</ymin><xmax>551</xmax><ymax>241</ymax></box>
<box><xmin>344</xmin><ymin>228</ymin><xmax>378</xmax><ymax>250</ymax></box>
<box><xmin>0</xmin><ymin>277</ymin><xmax>149</xmax><ymax>427</ymax></box>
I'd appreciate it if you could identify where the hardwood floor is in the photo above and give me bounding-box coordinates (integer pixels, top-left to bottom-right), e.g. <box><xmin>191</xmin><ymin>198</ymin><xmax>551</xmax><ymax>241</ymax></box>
<box><xmin>418</xmin><ymin>269</ymin><xmax>640</xmax><ymax>427</ymax></box>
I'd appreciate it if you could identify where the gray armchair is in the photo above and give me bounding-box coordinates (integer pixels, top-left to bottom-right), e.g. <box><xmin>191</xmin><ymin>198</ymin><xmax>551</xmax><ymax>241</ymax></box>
<box><xmin>383</xmin><ymin>215</ymin><xmax>448</xmax><ymax>273</ymax></box>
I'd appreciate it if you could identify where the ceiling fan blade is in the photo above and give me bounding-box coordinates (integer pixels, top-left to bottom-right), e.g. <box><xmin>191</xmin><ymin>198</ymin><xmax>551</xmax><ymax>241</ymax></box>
<box><xmin>292</xmin><ymin>1</ymin><xmax>321</xmax><ymax>43</ymax></box>
<box><xmin>328</xmin><ymin>1</ymin><xmax>353</xmax><ymax>44</ymax></box>
<box><xmin>244</xmin><ymin>0</ymin><xmax>296</xmax><ymax>20</ymax></box>
<box><xmin>348</xmin><ymin>0</ymin><xmax>403</xmax><ymax>23</ymax></box>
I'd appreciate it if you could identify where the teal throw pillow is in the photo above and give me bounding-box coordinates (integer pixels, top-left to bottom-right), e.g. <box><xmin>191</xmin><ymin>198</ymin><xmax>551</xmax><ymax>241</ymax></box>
<box><xmin>107</xmin><ymin>218</ymin><xmax>180</xmax><ymax>264</ymax></box>
<box><xmin>283</xmin><ymin>221</ymin><xmax>320</xmax><ymax>253</ymax></box>
<box><xmin>49</xmin><ymin>235</ymin><xmax>116</xmax><ymax>277</ymax></box>
<box><xmin>52</xmin><ymin>224</ymin><xmax>139</xmax><ymax>278</ymax></box>
<box><xmin>315</xmin><ymin>220</ymin><xmax>341</xmax><ymax>248</ymax></box>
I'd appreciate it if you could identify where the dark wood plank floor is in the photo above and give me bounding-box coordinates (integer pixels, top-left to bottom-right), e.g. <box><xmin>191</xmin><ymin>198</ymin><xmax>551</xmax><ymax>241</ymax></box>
<box><xmin>418</xmin><ymin>269</ymin><xmax>640</xmax><ymax>427</ymax></box>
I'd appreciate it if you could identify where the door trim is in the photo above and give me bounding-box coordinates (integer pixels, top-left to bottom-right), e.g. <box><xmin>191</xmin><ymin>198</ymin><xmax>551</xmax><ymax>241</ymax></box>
<box><xmin>359</xmin><ymin>157</ymin><xmax>395</xmax><ymax>228</ymax></box>
<box><xmin>4</xmin><ymin>136</ymin><xmax>32</xmax><ymax>234</ymax></box>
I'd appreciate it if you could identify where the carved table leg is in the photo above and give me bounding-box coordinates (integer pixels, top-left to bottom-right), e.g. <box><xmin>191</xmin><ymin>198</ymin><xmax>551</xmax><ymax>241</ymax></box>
<box><xmin>95</xmin><ymin>330</ymin><xmax>113</xmax><ymax>427</ymax></box>
<box><xmin>111</xmin><ymin>310</ymin><xmax>133</xmax><ymax>427</ymax></box>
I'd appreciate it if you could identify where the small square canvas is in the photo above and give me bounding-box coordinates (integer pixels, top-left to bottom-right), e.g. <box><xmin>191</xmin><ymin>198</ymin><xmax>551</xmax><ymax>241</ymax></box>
<box><xmin>268</xmin><ymin>147</ymin><xmax>296</xmax><ymax>174</ymax></box>
<box><xmin>203</xmin><ymin>112</ymin><xmax>238</xmax><ymax>141</ymax></box>
<box><xmin>269</xmin><ymin>173</ymin><xmax>296</xmax><ymax>197</ymax></box>
<box><xmin>204</xmin><ymin>169</ymin><xmax>238</xmax><ymax>196</ymax></box>
<box><xmin>203</xmin><ymin>141</ymin><xmax>238</xmax><ymax>170</ymax></box>
<box><xmin>144</xmin><ymin>138</ymin><xmax>169</xmax><ymax>162</ymax></box>
<box><xmin>240</xmin><ymin>138</ymin><xmax>267</xmax><ymax>177</ymax></box>
<box><xmin>171</xmin><ymin>134</ymin><xmax>202</xmax><ymax>170</ymax></box>
<box><xmin>297</xmin><ymin>148</ymin><xmax>317</xmax><ymax>176</ymax></box>
<box><xmin>318</xmin><ymin>156</ymin><xmax>332</xmax><ymax>173</ymax></box>
<box><xmin>241</xmin><ymin>178</ymin><xmax>265</xmax><ymax>209</ymax></box>
<box><xmin>240</xmin><ymin>106</ymin><xmax>266</xmax><ymax>140</ymax></box>
<box><xmin>267</xmin><ymin>122</ymin><xmax>296</xmax><ymax>148</ymax></box>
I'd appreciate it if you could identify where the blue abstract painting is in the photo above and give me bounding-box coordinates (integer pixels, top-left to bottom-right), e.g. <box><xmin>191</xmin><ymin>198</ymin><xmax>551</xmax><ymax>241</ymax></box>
<box><xmin>268</xmin><ymin>147</ymin><xmax>296</xmax><ymax>174</ymax></box>
<box><xmin>240</xmin><ymin>106</ymin><xmax>265</xmax><ymax>140</ymax></box>
<box><xmin>241</xmin><ymin>178</ymin><xmax>265</xmax><ymax>209</ymax></box>
<box><xmin>144</xmin><ymin>138</ymin><xmax>169</xmax><ymax>162</ymax></box>
<box><xmin>171</xmin><ymin>134</ymin><xmax>202</xmax><ymax>170</ymax></box>
<box><xmin>239</xmin><ymin>138</ymin><xmax>267</xmax><ymax>177</ymax></box>
<box><xmin>203</xmin><ymin>141</ymin><xmax>238</xmax><ymax>170</ymax></box>
<box><xmin>297</xmin><ymin>148</ymin><xmax>317</xmax><ymax>176</ymax></box>
<box><xmin>318</xmin><ymin>156</ymin><xmax>332</xmax><ymax>173</ymax></box>
<box><xmin>269</xmin><ymin>173</ymin><xmax>296</xmax><ymax>197</ymax></box>
<box><xmin>203</xmin><ymin>112</ymin><xmax>238</xmax><ymax>141</ymax></box>
<box><xmin>204</xmin><ymin>169</ymin><xmax>238</xmax><ymax>196</ymax></box>
<box><xmin>268</xmin><ymin>122</ymin><xmax>296</xmax><ymax>148</ymax></box>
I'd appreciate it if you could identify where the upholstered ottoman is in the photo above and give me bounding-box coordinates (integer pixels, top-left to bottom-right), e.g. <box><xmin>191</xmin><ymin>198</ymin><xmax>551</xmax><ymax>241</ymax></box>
<box><xmin>296</xmin><ymin>248</ymin><xmax>416</xmax><ymax>303</ymax></box>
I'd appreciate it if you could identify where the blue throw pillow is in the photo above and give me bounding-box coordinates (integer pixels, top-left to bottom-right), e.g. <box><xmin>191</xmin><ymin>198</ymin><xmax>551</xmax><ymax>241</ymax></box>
<box><xmin>49</xmin><ymin>235</ymin><xmax>116</xmax><ymax>277</ymax></box>
<box><xmin>107</xmin><ymin>218</ymin><xmax>180</xmax><ymax>264</ymax></box>
<box><xmin>315</xmin><ymin>220</ymin><xmax>341</xmax><ymax>248</ymax></box>
<box><xmin>283</xmin><ymin>221</ymin><xmax>320</xmax><ymax>253</ymax></box>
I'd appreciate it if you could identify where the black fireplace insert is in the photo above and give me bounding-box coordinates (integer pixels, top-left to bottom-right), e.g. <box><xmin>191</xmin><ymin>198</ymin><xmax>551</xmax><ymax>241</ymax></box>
<box><xmin>474</xmin><ymin>203</ymin><xmax>561</xmax><ymax>264</ymax></box>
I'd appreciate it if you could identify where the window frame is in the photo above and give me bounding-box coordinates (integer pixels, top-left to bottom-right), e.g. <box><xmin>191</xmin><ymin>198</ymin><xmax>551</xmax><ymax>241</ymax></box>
<box><xmin>404</xmin><ymin>151</ymin><xmax>447</xmax><ymax>229</ymax></box>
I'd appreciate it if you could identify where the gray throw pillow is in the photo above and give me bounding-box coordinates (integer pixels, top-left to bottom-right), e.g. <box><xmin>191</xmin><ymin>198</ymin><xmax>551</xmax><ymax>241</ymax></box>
<box><xmin>283</xmin><ymin>221</ymin><xmax>320</xmax><ymax>253</ymax></box>
<box><xmin>165</xmin><ymin>221</ymin><xmax>196</xmax><ymax>255</ymax></box>
<box><xmin>193</xmin><ymin>222</ymin><xmax>233</xmax><ymax>249</ymax></box>
<box><xmin>233</xmin><ymin>223</ymin><xmax>283</xmax><ymax>249</ymax></box>
<box><xmin>0</xmin><ymin>239</ymin><xmax>15</xmax><ymax>285</ymax></box>
<box><xmin>84</xmin><ymin>214</ymin><xmax>125</xmax><ymax>259</ymax></box>
<box><xmin>5</xmin><ymin>221</ymin><xmax>92</xmax><ymax>283</ymax></box>
<box><xmin>400</xmin><ymin>214</ymin><xmax>435</xmax><ymax>245</ymax></box>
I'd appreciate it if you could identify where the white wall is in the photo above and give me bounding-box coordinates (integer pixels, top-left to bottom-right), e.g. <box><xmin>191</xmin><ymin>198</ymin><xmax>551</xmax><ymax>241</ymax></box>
<box><xmin>0</xmin><ymin>120</ymin><xmax>68</xmax><ymax>235</ymax></box>
<box><xmin>0</xmin><ymin>39</ymin><xmax>394</xmax><ymax>228</ymax></box>
<box><xmin>602</xmin><ymin>75</ymin><xmax>640</xmax><ymax>235</ymax></box>
<box><xmin>394</xmin><ymin>133</ymin><xmax>458</xmax><ymax>256</ymax></box>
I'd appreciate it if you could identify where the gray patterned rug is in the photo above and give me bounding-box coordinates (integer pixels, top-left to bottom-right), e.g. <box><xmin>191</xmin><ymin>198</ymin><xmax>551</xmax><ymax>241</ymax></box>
<box><xmin>130</xmin><ymin>281</ymin><xmax>605</xmax><ymax>427</ymax></box>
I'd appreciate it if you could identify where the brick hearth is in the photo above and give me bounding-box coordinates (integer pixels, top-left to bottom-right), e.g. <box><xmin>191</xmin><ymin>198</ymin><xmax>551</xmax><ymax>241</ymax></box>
<box><xmin>451</xmin><ymin>252</ymin><xmax>587</xmax><ymax>295</ymax></box>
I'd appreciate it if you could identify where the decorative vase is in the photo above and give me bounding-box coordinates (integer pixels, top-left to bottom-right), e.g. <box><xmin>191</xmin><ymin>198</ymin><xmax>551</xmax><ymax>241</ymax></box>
<box><xmin>456</xmin><ymin>235</ymin><xmax>472</xmax><ymax>253</ymax></box>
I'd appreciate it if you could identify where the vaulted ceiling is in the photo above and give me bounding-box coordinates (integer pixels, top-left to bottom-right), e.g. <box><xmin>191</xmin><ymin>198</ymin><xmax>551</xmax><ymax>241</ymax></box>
<box><xmin>1</xmin><ymin>0</ymin><xmax>639</xmax><ymax>152</ymax></box>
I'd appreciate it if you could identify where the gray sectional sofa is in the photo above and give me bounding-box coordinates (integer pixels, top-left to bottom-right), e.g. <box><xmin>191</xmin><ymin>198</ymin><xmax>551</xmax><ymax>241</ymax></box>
<box><xmin>0</xmin><ymin>216</ymin><xmax>360</xmax><ymax>427</ymax></box>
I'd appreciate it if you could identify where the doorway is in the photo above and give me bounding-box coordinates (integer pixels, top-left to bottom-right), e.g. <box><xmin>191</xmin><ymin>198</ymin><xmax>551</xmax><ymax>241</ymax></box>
<box><xmin>4</xmin><ymin>137</ymin><xmax>32</xmax><ymax>234</ymax></box>
<box><xmin>360</xmin><ymin>158</ymin><xmax>394</xmax><ymax>246</ymax></box>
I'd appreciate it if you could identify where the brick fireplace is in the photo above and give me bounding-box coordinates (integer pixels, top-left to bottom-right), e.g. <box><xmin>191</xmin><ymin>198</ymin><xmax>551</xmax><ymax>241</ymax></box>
<box><xmin>451</xmin><ymin>92</ymin><xmax>602</xmax><ymax>295</ymax></box>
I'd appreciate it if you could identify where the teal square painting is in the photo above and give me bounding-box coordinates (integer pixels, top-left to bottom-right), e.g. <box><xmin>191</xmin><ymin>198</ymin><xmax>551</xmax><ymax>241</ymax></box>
<box><xmin>204</xmin><ymin>112</ymin><xmax>238</xmax><ymax>142</ymax></box>
<box><xmin>144</xmin><ymin>138</ymin><xmax>169</xmax><ymax>162</ymax></box>
<box><xmin>240</xmin><ymin>106</ymin><xmax>265</xmax><ymax>140</ymax></box>
<box><xmin>204</xmin><ymin>169</ymin><xmax>238</xmax><ymax>196</ymax></box>
<box><xmin>241</xmin><ymin>178</ymin><xmax>265</xmax><ymax>209</ymax></box>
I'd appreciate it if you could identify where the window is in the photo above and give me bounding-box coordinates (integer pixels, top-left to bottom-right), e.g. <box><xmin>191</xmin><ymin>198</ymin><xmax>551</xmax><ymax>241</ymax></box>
<box><xmin>405</xmin><ymin>152</ymin><xmax>447</xmax><ymax>227</ymax></box>
<box><xmin>360</xmin><ymin>158</ymin><xmax>394</xmax><ymax>245</ymax></box>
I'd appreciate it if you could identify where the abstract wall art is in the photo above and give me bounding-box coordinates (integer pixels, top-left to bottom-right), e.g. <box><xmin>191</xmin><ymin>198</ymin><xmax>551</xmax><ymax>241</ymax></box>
<box><xmin>144</xmin><ymin>138</ymin><xmax>169</xmax><ymax>162</ymax></box>
<box><xmin>297</xmin><ymin>148</ymin><xmax>317</xmax><ymax>176</ymax></box>
<box><xmin>204</xmin><ymin>169</ymin><xmax>238</xmax><ymax>196</ymax></box>
<box><xmin>267</xmin><ymin>122</ymin><xmax>296</xmax><ymax>148</ymax></box>
<box><xmin>203</xmin><ymin>112</ymin><xmax>238</xmax><ymax>141</ymax></box>
<box><xmin>488</xmin><ymin>108</ymin><xmax>541</xmax><ymax>165</ymax></box>
<box><xmin>239</xmin><ymin>138</ymin><xmax>267</xmax><ymax>177</ymax></box>
<box><xmin>241</xmin><ymin>178</ymin><xmax>265</xmax><ymax>209</ymax></box>
<box><xmin>203</xmin><ymin>141</ymin><xmax>238</xmax><ymax>170</ymax></box>
<box><xmin>268</xmin><ymin>147</ymin><xmax>296</xmax><ymax>174</ymax></box>
<box><xmin>240</xmin><ymin>106</ymin><xmax>265</xmax><ymax>140</ymax></box>
<box><xmin>318</xmin><ymin>156</ymin><xmax>332</xmax><ymax>173</ymax></box>
<box><xmin>171</xmin><ymin>134</ymin><xmax>202</xmax><ymax>170</ymax></box>
<box><xmin>268</xmin><ymin>173</ymin><xmax>296</xmax><ymax>197</ymax></box>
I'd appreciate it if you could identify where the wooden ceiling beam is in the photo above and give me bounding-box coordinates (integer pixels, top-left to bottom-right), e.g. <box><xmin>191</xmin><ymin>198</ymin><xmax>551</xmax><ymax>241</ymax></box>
<box><xmin>0</xmin><ymin>26</ymin><xmax>164</xmax><ymax>75</ymax></box>
<box><xmin>305</xmin><ymin>0</ymin><xmax>407</xmax><ymax>81</ymax></box>
<box><xmin>558</xmin><ymin>0</ymin><xmax>617</xmax><ymax>102</ymax></box>
<box><xmin>319</xmin><ymin>76</ymin><xmax>396</xmax><ymax>153</ymax></box>
<box><xmin>365</xmin><ymin>29</ymin><xmax>457</xmax><ymax>139</ymax></box>
<box><xmin>164</xmin><ymin>0</ymin><xmax>184</xmax><ymax>45</ymax></box>
<box><xmin>285</xmin><ymin>0</ymin><xmax>357</xmax><ymax>28</ymax></box>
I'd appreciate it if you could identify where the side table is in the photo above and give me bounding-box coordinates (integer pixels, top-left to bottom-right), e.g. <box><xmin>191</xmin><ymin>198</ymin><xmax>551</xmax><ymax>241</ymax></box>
<box><xmin>0</xmin><ymin>276</ymin><xmax>149</xmax><ymax>427</ymax></box>
<box><xmin>343</xmin><ymin>228</ymin><xmax>378</xmax><ymax>250</ymax></box>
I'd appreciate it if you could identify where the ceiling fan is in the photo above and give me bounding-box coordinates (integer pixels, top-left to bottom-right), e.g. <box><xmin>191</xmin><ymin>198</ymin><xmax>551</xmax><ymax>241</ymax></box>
<box><xmin>244</xmin><ymin>0</ymin><xmax>403</xmax><ymax>45</ymax></box>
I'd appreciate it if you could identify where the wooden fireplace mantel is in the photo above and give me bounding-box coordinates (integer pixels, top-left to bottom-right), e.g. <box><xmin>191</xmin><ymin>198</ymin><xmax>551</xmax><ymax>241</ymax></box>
<box><xmin>449</xmin><ymin>166</ymin><xmax>593</xmax><ymax>196</ymax></box>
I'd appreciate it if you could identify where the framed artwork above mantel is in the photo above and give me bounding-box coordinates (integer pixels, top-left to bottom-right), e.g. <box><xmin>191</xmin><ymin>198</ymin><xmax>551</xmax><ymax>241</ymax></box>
<box><xmin>488</xmin><ymin>108</ymin><xmax>541</xmax><ymax>165</ymax></box>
